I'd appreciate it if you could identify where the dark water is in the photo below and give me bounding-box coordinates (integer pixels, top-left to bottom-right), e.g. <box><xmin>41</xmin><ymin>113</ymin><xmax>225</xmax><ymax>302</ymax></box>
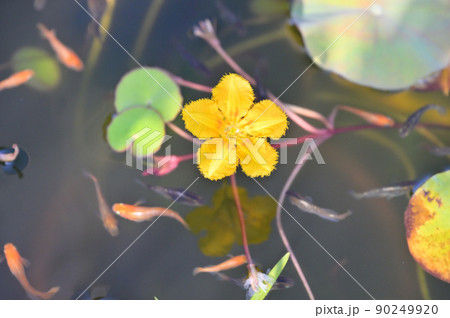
<box><xmin>0</xmin><ymin>0</ymin><xmax>449</xmax><ymax>300</ymax></box>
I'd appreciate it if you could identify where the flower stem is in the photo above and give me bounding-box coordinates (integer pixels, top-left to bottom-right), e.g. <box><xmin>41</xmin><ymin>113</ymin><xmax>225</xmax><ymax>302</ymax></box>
<box><xmin>213</xmin><ymin>44</ymin><xmax>255</xmax><ymax>85</ymax></box>
<box><xmin>171</xmin><ymin>75</ymin><xmax>212</xmax><ymax>92</ymax></box>
<box><xmin>276</xmin><ymin>135</ymin><xmax>330</xmax><ymax>300</ymax></box>
<box><xmin>264</xmin><ymin>91</ymin><xmax>325</xmax><ymax>134</ymax></box>
<box><xmin>286</xmin><ymin>103</ymin><xmax>332</xmax><ymax>129</ymax></box>
<box><xmin>166</xmin><ymin>122</ymin><xmax>201</xmax><ymax>145</ymax></box>
<box><xmin>230</xmin><ymin>173</ymin><xmax>258</xmax><ymax>290</ymax></box>
<box><xmin>202</xmin><ymin>34</ymin><xmax>325</xmax><ymax>133</ymax></box>
<box><xmin>153</xmin><ymin>153</ymin><xmax>195</xmax><ymax>163</ymax></box>
<box><xmin>176</xmin><ymin>153</ymin><xmax>196</xmax><ymax>162</ymax></box>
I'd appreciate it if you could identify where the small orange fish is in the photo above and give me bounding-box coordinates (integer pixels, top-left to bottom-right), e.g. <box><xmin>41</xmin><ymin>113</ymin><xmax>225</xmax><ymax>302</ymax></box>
<box><xmin>0</xmin><ymin>70</ymin><xmax>34</xmax><ymax>91</ymax></box>
<box><xmin>4</xmin><ymin>243</ymin><xmax>59</xmax><ymax>299</ymax></box>
<box><xmin>83</xmin><ymin>170</ymin><xmax>119</xmax><ymax>236</ymax></box>
<box><xmin>193</xmin><ymin>255</ymin><xmax>247</xmax><ymax>275</ymax></box>
<box><xmin>37</xmin><ymin>23</ymin><xmax>84</xmax><ymax>71</ymax></box>
<box><xmin>337</xmin><ymin>105</ymin><xmax>395</xmax><ymax>127</ymax></box>
<box><xmin>112</xmin><ymin>203</ymin><xmax>189</xmax><ymax>229</ymax></box>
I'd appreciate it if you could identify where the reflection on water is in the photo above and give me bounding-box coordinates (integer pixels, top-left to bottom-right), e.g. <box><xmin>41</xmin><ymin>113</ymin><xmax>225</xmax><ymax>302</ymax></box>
<box><xmin>0</xmin><ymin>0</ymin><xmax>449</xmax><ymax>299</ymax></box>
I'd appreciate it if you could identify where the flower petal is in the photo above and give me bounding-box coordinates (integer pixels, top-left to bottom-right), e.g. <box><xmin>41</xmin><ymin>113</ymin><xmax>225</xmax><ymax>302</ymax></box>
<box><xmin>212</xmin><ymin>74</ymin><xmax>254</xmax><ymax>123</ymax></box>
<box><xmin>182</xmin><ymin>99</ymin><xmax>224</xmax><ymax>138</ymax></box>
<box><xmin>240</xmin><ymin>100</ymin><xmax>288</xmax><ymax>139</ymax></box>
<box><xmin>197</xmin><ymin>138</ymin><xmax>238</xmax><ymax>180</ymax></box>
<box><xmin>237</xmin><ymin>138</ymin><xmax>278</xmax><ymax>178</ymax></box>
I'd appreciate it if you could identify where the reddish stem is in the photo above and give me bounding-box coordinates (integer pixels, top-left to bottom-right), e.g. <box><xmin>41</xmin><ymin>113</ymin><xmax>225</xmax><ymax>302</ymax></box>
<box><xmin>271</xmin><ymin>122</ymin><xmax>450</xmax><ymax>149</ymax></box>
<box><xmin>167</xmin><ymin>122</ymin><xmax>201</xmax><ymax>145</ymax></box>
<box><xmin>230</xmin><ymin>174</ymin><xmax>258</xmax><ymax>289</ymax></box>
<box><xmin>275</xmin><ymin>136</ymin><xmax>330</xmax><ymax>300</ymax></box>
<box><xmin>176</xmin><ymin>153</ymin><xmax>196</xmax><ymax>162</ymax></box>
<box><xmin>171</xmin><ymin>75</ymin><xmax>212</xmax><ymax>93</ymax></box>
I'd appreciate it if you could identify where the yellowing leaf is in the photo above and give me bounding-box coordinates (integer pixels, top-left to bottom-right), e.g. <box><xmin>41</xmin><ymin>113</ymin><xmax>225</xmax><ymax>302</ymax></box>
<box><xmin>404</xmin><ymin>170</ymin><xmax>450</xmax><ymax>283</ymax></box>
<box><xmin>186</xmin><ymin>185</ymin><xmax>276</xmax><ymax>257</ymax></box>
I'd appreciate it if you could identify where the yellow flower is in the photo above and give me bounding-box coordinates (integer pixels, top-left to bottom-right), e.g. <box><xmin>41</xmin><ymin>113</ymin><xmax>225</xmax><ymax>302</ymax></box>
<box><xmin>182</xmin><ymin>74</ymin><xmax>288</xmax><ymax>180</ymax></box>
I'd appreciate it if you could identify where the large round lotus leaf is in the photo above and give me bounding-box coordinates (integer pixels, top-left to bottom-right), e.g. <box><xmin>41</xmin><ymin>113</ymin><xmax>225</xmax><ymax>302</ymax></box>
<box><xmin>106</xmin><ymin>107</ymin><xmax>166</xmax><ymax>157</ymax></box>
<box><xmin>115</xmin><ymin>67</ymin><xmax>182</xmax><ymax>122</ymax></box>
<box><xmin>404</xmin><ymin>170</ymin><xmax>450</xmax><ymax>283</ymax></box>
<box><xmin>291</xmin><ymin>0</ymin><xmax>450</xmax><ymax>90</ymax></box>
<box><xmin>11</xmin><ymin>47</ymin><xmax>61</xmax><ymax>91</ymax></box>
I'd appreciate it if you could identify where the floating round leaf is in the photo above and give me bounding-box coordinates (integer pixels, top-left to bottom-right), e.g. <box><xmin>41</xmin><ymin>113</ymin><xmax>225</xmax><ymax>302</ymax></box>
<box><xmin>12</xmin><ymin>46</ymin><xmax>61</xmax><ymax>91</ymax></box>
<box><xmin>291</xmin><ymin>0</ymin><xmax>450</xmax><ymax>90</ymax></box>
<box><xmin>115</xmin><ymin>67</ymin><xmax>182</xmax><ymax>122</ymax></box>
<box><xmin>404</xmin><ymin>171</ymin><xmax>450</xmax><ymax>283</ymax></box>
<box><xmin>106</xmin><ymin>107</ymin><xmax>166</xmax><ymax>157</ymax></box>
<box><xmin>0</xmin><ymin>146</ymin><xmax>30</xmax><ymax>176</ymax></box>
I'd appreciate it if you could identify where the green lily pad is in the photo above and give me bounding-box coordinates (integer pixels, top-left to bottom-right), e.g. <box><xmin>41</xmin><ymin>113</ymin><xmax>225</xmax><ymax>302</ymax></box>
<box><xmin>115</xmin><ymin>67</ymin><xmax>182</xmax><ymax>122</ymax></box>
<box><xmin>11</xmin><ymin>46</ymin><xmax>61</xmax><ymax>91</ymax></box>
<box><xmin>404</xmin><ymin>170</ymin><xmax>450</xmax><ymax>283</ymax></box>
<box><xmin>291</xmin><ymin>0</ymin><xmax>450</xmax><ymax>90</ymax></box>
<box><xmin>106</xmin><ymin>107</ymin><xmax>166</xmax><ymax>157</ymax></box>
<box><xmin>186</xmin><ymin>185</ymin><xmax>276</xmax><ymax>257</ymax></box>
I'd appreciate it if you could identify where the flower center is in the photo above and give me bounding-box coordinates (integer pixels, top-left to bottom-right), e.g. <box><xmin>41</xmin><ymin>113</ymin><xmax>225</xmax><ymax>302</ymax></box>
<box><xmin>224</xmin><ymin>124</ymin><xmax>240</xmax><ymax>137</ymax></box>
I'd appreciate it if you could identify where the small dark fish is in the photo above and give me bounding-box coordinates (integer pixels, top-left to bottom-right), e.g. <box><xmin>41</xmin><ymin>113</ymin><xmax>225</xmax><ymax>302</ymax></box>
<box><xmin>420</xmin><ymin>143</ymin><xmax>450</xmax><ymax>157</ymax></box>
<box><xmin>287</xmin><ymin>191</ymin><xmax>352</xmax><ymax>222</ymax></box>
<box><xmin>350</xmin><ymin>180</ymin><xmax>416</xmax><ymax>200</ymax></box>
<box><xmin>0</xmin><ymin>145</ymin><xmax>29</xmax><ymax>178</ymax></box>
<box><xmin>215</xmin><ymin>0</ymin><xmax>246</xmax><ymax>36</ymax></box>
<box><xmin>34</xmin><ymin>0</ymin><xmax>47</xmax><ymax>11</ymax></box>
<box><xmin>399</xmin><ymin>104</ymin><xmax>446</xmax><ymax>138</ymax></box>
<box><xmin>213</xmin><ymin>272</ymin><xmax>294</xmax><ymax>291</ymax></box>
<box><xmin>172</xmin><ymin>38</ymin><xmax>211</xmax><ymax>77</ymax></box>
<box><xmin>135</xmin><ymin>179</ymin><xmax>204</xmax><ymax>206</ymax></box>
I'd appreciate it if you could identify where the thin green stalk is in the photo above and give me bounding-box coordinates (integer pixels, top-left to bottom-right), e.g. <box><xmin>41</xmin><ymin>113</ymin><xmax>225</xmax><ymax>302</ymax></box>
<box><xmin>73</xmin><ymin>0</ymin><xmax>117</xmax><ymax>146</ymax></box>
<box><xmin>132</xmin><ymin>0</ymin><xmax>165</xmax><ymax>61</ymax></box>
<box><xmin>204</xmin><ymin>28</ymin><xmax>285</xmax><ymax>70</ymax></box>
<box><xmin>416</xmin><ymin>262</ymin><xmax>431</xmax><ymax>299</ymax></box>
<box><xmin>84</xmin><ymin>0</ymin><xmax>117</xmax><ymax>77</ymax></box>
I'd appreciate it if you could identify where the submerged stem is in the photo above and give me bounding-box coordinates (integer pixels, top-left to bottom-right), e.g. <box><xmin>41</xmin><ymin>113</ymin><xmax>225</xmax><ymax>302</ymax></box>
<box><xmin>273</xmin><ymin>96</ymin><xmax>327</xmax><ymax>134</ymax></box>
<box><xmin>286</xmin><ymin>103</ymin><xmax>332</xmax><ymax>129</ymax></box>
<box><xmin>230</xmin><ymin>174</ymin><xmax>258</xmax><ymax>290</ymax></box>
<box><xmin>166</xmin><ymin>122</ymin><xmax>201</xmax><ymax>145</ymax></box>
<box><xmin>204</xmin><ymin>28</ymin><xmax>285</xmax><ymax>70</ymax></box>
<box><xmin>213</xmin><ymin>44</ymin><xmax>255</xmax><ymax>85</ymax></box>
<box><xmin>132</xmin><ymin>0</ymin><xmax>165</xmax><ymax>61</ymax></box>
<box><xmin>416</xmin><ymin>264</ymin><xmax>431</xmax><ymax>300</ymax></box>
<box><xmin>171</xmin><ymin>75</ymin><xmax>212</xmax><ymax>92</ymax></box>
<box><xmin>275</xmin><ymin>136</ymin><xmax>331</xmax><ymax>300</ymax></box>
